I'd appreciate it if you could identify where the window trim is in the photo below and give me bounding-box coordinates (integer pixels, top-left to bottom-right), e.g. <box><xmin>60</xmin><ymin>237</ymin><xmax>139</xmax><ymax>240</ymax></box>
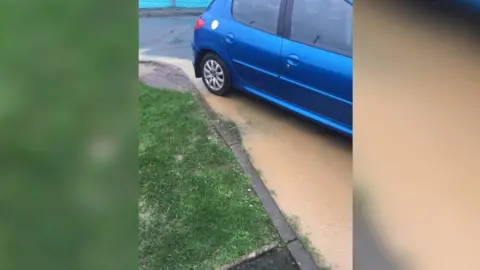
<box><xmin>283</xmin><ymin>0</ymin><xmax>353</xmax><ymax>58</ymax></box>
<box><xmin>230</xmin><ymin>0</ymin><xmax>287</xmax><ymax>37</ymax></box>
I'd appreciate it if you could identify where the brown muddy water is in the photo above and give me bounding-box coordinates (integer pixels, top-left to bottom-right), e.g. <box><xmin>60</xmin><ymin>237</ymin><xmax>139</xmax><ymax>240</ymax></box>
<box><xmin>200</xmin><ymin>89</ymin><xmax>352</xmax><ymax>270</ymax></box>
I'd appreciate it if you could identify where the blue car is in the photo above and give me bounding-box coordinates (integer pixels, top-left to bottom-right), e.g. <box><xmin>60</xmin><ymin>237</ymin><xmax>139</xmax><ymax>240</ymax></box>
<box><xmin>192</xmin><ymin>0</ymin><xmax>353</xmax><ymax>136</ymax></box>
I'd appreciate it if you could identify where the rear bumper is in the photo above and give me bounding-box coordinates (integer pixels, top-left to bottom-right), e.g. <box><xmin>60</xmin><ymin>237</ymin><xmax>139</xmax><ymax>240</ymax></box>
<box><xmin>191</xmin><ymin>42</ymin><xmax>197</xmax><ymax>57</ymax></box>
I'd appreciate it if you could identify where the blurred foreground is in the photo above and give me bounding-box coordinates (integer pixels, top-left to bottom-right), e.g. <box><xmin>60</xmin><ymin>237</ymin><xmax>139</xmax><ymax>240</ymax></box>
<box><xmin>355</xmin><ymin>3</ymin><xmax>480</xmax><ymax>270</ymax></box>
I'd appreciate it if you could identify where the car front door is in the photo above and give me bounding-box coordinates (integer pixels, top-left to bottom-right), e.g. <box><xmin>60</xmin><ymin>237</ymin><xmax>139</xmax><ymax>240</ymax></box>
<box><xmin>278</xmin><ymin>0</ymin><xmax>353</xmax><ymax>128</ymax></box>
<box><xmin>222</xmin><ymin>0</ymin><xmax>284</xmax><ymax>95</ymax></box>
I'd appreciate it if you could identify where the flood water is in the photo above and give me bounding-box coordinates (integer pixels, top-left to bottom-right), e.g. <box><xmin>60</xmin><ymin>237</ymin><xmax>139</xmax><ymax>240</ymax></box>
<box><xmin>202</xmin><ymin>89</ymin><xmax>352</xmax><ymax>270</ymax></box>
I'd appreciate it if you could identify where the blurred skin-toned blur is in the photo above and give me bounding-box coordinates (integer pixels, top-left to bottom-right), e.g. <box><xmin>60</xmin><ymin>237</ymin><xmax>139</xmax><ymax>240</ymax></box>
<box><xmin>355</xmin><ymin>2</ymin><xmax>479</xmax><ymax>270</ymax></box>
<box><xmin>0</xmin><ymin>2</ymin><xmax>138</xmax><ymax>270</ymax></box>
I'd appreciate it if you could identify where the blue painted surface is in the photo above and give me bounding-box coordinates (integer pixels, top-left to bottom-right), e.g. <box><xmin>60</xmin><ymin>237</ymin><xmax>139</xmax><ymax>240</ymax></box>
<box><xmin>176</xmin><ymin>0</ymin><xmax>213</xmax><ymax>8</ymax></box>
<box><xmin>139</xmin><ymin>0</ymin><xmax>171</xmax><ymax>8</ymax></box>
<box><xmin>192</xmin><ymin>0</ymin><xmax>353</xmax><ymax>136</ymax></box>
<box><xmin>139</xmin><ymin>0</ymin><xmax>212</xmax><ymax>9</ymax></box>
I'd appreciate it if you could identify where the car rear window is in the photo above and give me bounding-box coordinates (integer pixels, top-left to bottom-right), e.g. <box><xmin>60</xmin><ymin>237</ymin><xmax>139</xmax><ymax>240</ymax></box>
<box><xmin>290</xmin><ymin>0</ymin><xmax>352</xmax><ymax>56</ymax></box>
<box><xmin>232</xmin><ymin>0</ymin><xmax>282</xmax><ymax>35</ymax></box>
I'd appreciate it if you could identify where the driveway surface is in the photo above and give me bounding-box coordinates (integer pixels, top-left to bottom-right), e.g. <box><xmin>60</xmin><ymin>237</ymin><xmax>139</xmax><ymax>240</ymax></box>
<box><xmin>140</xmin><ymin>16</ymin><xmax>392</xmax><ymax>270</ymax></box>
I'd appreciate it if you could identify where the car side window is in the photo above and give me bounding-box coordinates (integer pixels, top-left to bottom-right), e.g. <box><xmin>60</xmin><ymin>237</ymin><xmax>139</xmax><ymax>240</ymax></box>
<box><xmin>290</xmin><ymin>0</ymin><xmax>352</xmax><ymax>56</ymax></box>
<box><xmin>232</xmin><ymin>0</ymin><xmax>282</xmax><ymax>35</ymax></box>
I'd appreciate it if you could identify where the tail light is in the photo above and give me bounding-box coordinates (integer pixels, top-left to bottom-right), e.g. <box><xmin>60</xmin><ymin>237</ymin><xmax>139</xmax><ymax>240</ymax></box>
<box><xmin>194</xmin><ymin>17</ymin><xmax>206</xmax><ymax>30</ymax></box>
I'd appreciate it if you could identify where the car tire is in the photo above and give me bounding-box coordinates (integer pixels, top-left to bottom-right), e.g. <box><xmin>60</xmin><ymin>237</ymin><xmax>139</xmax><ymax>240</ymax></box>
<box><xmin>200</xmin><ymin>53</ymin><xmax>232</xmax><ymax>96</ymax></box>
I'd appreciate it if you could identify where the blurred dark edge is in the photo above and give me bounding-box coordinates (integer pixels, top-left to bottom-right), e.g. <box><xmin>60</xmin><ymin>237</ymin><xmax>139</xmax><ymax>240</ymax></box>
<box><xmin>365</xmin><ymin>0</ymin><xmax>480</xmax><ymax>61</ymax></box>
<box><xmin>353</xmin><ymin>193</ymin><xmax>399</xmax><ymax>270</ymax></box>
<box><xmin>378</xmin><ymin>0</ymin><xmax>480</xmax><ymax>36</ymax></box>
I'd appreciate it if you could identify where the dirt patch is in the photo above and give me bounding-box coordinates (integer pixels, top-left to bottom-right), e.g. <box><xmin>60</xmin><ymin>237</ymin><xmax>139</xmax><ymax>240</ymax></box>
<box><xmin>232</xmin><ymin>247</ymin><xmax>299</xmax><ymax>270</ymax></box>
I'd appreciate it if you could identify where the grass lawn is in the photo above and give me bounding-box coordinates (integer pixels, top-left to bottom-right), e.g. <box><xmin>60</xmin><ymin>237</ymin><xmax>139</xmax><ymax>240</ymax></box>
<box><xmin>139</xmin><ymin>84</ymin><xmax>279</xmax><ymax>269</ymax></box>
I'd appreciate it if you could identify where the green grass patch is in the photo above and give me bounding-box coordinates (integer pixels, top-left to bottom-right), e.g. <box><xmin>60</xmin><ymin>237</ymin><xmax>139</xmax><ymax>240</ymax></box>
<box><xmin>139</xmin><ymin>84</ymin><xmax>278</xmax><ymax>269</ymax></box>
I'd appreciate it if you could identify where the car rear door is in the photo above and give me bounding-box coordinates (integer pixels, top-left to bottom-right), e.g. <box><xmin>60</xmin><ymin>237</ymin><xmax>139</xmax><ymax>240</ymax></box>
<box><xmin>222</xmin><ymin>0</ymin><xmax>285</xmax><ymax>95</ymax></box>
<box><xmin>278</xmin><ymin>0</ymin><xmax>353</xmax><ymax>128</ymax></box>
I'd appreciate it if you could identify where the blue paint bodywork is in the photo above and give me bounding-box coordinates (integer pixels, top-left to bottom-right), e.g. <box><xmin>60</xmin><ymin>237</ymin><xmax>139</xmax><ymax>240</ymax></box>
<box><xmin>192</xmin><ymin>0</ymin><xmax>353</xmax><ymax>136</ymax></box>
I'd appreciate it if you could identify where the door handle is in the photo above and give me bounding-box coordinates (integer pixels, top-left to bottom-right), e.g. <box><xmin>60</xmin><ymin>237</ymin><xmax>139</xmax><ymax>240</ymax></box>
<box><xmin>286</xmin><ymin>54</ymin><xmax>300</xmax><ymax>67</ymax></box>
<box><xmin>225</xmin><ymin>33</ymin><xmax>235</xmax><ymax>43</ymax></box>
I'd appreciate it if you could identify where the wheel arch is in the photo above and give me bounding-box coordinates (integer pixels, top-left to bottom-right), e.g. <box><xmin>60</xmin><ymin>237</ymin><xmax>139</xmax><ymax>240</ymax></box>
<box><xmin>195</xmin><ymin>47</ymin><xmax>232</xmax><ymax>78</ymax></box>
<box><xmin>194</xmin><ymin>49</ymin><xmax>217</xmax><ymax>78</ymax></box>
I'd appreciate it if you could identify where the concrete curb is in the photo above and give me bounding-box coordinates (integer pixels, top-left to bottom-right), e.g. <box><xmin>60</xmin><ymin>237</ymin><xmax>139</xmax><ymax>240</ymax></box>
<box><xmin>139</xmin><ymin>7</ymin><xmax>203</xmax><ymax>17</ymax></box>
<box><xmin>138</xmin><ymin>60</ymin><xmax>320</xmax><ymax>270</ymax></box>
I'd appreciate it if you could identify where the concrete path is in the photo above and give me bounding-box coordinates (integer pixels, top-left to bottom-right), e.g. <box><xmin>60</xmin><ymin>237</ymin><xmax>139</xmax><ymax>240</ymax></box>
<box><xmin>140</xmin><ymin>16</ymin><xmax>391</xmax><ymax>270</ymax></box>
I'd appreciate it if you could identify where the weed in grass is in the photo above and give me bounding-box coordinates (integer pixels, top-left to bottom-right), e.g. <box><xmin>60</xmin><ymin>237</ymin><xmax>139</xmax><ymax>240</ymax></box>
<box><xmin>223</xmin><ymin>119</ymin><xmax>242</xmax><ymax>143</ymax></box>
